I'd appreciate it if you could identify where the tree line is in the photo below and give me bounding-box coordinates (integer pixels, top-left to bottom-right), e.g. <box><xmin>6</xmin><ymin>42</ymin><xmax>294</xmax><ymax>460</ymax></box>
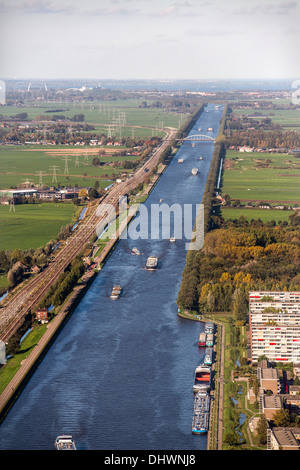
<box><xmin>177</xmin><ymin>220</ymin><xmax>300</xmax><ymax>320</ymax></box>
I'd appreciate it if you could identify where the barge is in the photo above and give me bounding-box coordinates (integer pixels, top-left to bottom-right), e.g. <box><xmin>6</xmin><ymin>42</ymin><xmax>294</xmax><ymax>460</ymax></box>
<box><xmin>146</xmin><ymin>256</ymin><xmax>158</xmax><ymax>270</ymax></box>
<box><xmin>203</xmin><ymin>348</ymin><xmax>213</xmax><ymax>366</ymax></box>
<box><xmin>204</xmin><ymin>322</ymin><xmax>214</xmax><ymax>334</ymax></box>
<box><xmin>110</xmin><ymin>285</ymin><xmax>122</xmax><ymax>300</ymax></box>
<box><xmin>193</xmin><ymin>364</ymin><xmax>211</xmax><ymax>393</ymax></box>
<box><xmin>198</xmin><ymin>332</ymin><xmax>206</xmax><ymax>347</ymax></box>
<box><xmin>192</xmin><ymin>410</ymin><xmax>209</xmax><ymax>434</ymax></box>
<box><xmin>206</xmin><ymin>333</ymin><xmax>214</xmax><ymax>347</ymax></box>
<box><xmin>192</xmin><ymin>392</ymin><xmax>210</xmax><ymax>434</ymax></box>
<box><xmin>54</xmin><ymin>435</ymin><xmax>76</xmax><ymax>450</ymax></box>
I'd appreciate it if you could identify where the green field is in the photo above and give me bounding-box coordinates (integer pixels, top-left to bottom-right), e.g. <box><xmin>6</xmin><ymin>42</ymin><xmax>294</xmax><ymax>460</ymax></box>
<box><xmin>222</xmin><ymin>150</ymin><xmax>300</xmax><ymax>203</ymax></box>
<box><xmin>0</xmin><ymin>202</ymin><xmax>77</xmax><ymax>251</ymax></box>
<box><xmin>0</xmin><ymin>98</ymin><xmax>181</xmax><ymax>135</ymax></box>
<box><xmin>0</xmin><ymin>97</ymin><xmax>185</xmax><ymax>189</ymax></box>
<box><xmin>221</xmin><ymin>207</ymin><xmax>293</xmax><ymax>223</ymax></box>
<box><xmin>233</xmin><ymin>107</ymin><xmax>300</xmax><ymax>132</ymax></box>
<box><xmin>0</xmin><ymin>145</ymin><xmax>143</xmax><ymax>189</ymax></box>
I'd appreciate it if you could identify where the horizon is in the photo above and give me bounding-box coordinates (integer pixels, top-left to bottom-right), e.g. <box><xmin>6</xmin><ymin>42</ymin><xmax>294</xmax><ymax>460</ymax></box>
<box><xmin>0</xmin><ymin>0</ymin><xmax>299</xmax><ymax>81</ymax></box>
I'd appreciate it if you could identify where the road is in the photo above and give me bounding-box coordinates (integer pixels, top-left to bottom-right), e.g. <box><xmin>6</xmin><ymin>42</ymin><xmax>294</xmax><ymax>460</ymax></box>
<box><xmin>0</xmin><ymin>130</ymin><xmax>176</xmax><ymax>342</ymax></box>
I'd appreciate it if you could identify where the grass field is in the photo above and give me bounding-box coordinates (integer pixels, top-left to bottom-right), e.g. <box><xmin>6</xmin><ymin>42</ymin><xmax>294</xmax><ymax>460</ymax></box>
<box><xmin>0</xmin><ymin>97</ymin><xmax>184</xmax><ymax>189</ymax></box>
<box><xmin>221</xmin><ymin>207</ymin><xmax>293</xmax><ymax>223</ymax></box>
<box><xmin>0</xmin><ymin>323</ymin><xmax>48</xmax><ymax>394</ymax></box>
<box><xmin>0</xmin><ymin>98</ymin><xmax>181</xmax><ymax>134</ymax></box>
<box><xmin>222</xmin><ymin>150</ymin><xmax>300</xmax><ymax>203</ymax></box>
<box><xmin>0</xmin><ymin>145</ymin><xmax>143</xmax><ymax>189</ymax></box>
<box><xmin>233</xmin><ymin>107</ymin><xmax>300</xmax><ymax>132</ymax></box>
<box><xmin>0</xmin><ymin>202</ymin><xmax>77</xmax><ymax>251</ymax></box>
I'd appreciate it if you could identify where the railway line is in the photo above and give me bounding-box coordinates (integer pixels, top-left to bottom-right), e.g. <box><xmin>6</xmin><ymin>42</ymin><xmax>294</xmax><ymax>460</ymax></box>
<box><xmin>0</xmin><ymin>130</ymin><xmax>176</xmax><ymax>342</ymax></box>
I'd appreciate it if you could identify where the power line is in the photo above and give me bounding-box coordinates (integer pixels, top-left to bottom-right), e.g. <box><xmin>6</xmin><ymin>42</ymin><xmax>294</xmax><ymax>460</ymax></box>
<box><xmin>49</xmin><ymin>165</ymin><xmax>60</xmax><ymax>183</ymax></box>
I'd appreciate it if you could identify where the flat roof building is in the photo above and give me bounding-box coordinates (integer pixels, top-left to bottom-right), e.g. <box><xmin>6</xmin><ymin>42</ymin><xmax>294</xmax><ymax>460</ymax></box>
<box><xmin>258</xmin><ymin>367</ymin><xmax>281</xmax><ymax>394</ymax></box>
<box><xmin>268</xmin><ymin>427</ymin><xmax>300</xmax><ymax>450</ymax></box>
<box><xmin>259</xmin><ymin>394</ymin><xmax>283</xmax><ymax>420</ymax></box>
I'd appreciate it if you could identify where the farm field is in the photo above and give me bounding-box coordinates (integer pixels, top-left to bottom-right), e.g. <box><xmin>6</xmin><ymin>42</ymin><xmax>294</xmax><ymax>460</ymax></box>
<box><xmin>221</xmin><ymin>150</ymin><xmax>300</xmax><ymax>203</ymax></box>
<box><xmin>233</xmin><ymin>107</ymin><xmax>300</xmax><ymax>132</ymax></box>
<box><xmin>0</xmin><ymin>202</ymin><xmax>77</xmax><ymax>251</ymax></box>
<box><xmin>221</xmin><ymin>207</ymin><xmax>293</xmax><ymax>223</ymax></box>
<box><xmin>0</xmin><ymin>97</ymin><xmax>184</xmax><ymax>189</ymax></box>
<box><xmin>0</xmin><ymin>98</ymin><xmax>181</xmax><ymax>135</ymax></box>
<box><xmin>0</xmin><ymin>145</ymin><xmax>143</xmax><ymax>189</ymax></box>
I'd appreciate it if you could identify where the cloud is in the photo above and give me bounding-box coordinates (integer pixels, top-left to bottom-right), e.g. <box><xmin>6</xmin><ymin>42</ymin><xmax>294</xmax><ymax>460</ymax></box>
<box><xmin>234</xmin><ymin>1</ymin><xmax>298</xmax><ymax>16</ymax></box>
<box><xmin>0</xmin><ymin>0</ymin><xmax>73</xmax><ymax>15</ymax></box>
<box><xmin>188</xmin><ymin>28</ymin><xmax>236</xmax><ymax>37</ymax></box>
<box><xmin>81</xmin><ymin>4</ymin><xmax>140</xmax><ymax>16</ymax></box>
<box><xmin>150</xmin><ymin>1</ymin><xmax>199</xmax><ymax>17</ymax></box>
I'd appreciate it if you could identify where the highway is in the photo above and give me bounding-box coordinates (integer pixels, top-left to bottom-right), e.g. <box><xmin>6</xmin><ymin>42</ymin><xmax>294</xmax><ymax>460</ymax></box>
<box><xmin>0</xmin><ymin>129</ymin><xmax>176</xmax><ymax>342</ymax></box>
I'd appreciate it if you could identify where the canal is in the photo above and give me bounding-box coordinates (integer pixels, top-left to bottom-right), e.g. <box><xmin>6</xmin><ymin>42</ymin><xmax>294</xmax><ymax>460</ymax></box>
<box><xmin>0</xmin><ymin>103</ymin><xmax>223</xmax><ymax>450</ymax></box>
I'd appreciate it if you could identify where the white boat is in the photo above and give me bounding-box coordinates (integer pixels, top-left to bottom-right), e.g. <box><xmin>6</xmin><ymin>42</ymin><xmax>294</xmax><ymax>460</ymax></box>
<box><xmin>199</xmin><ymin>156</ymin><xmax>203</xmax><ymax>160</ymax></box>
<box><xmin>146</xmin><ymin>256</ymin><xmax>158</xmax><ymax>270</ymax></box>
<box><xmin>178</xmin><ymin>158</ymin><xmax>184</xmax><ymax>163</ymax></box>
<box><xmin>207</xmin><ymin>127</ymin><xmax>213</xmax><ymax>131</ymax></box>
<box><xmin>191</xmin><ymin>168</ymin><xmax>198</xmax><ymax>175</ymax></box>
<box><xmin>131</xmin><ymin>247</ymin><xmax>140</xmax><ymax>255</ymax></box>
<box><xmin>169</xmin><ymin>237</ymin><xmax>176</xmax><ymax>243</ymax></box>
<box><xmin>54</xmin><ymin>435</ymin><xmax>76</xmax><ymax>450</ymax></box>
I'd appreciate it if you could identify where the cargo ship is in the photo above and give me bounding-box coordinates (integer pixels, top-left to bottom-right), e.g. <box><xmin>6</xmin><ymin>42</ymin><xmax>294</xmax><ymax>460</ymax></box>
<box><xmin>203</xmin><ymin>348</ymin><xmax>213</xmax><ymax>366</ymax></box>
<box><xmin>192</xmin><ymin>392</ymin><xmax>210</xmax><ymax>434</ymax></box>
<box><xmin>54</xmin><ymin>435</ymin><xmax>76</xmax><ymax>450</ymax></box>
<box><xmin>191</xmin><ymin>168</ymin><xmax>198</xmax><ymax>175</ymax></box>
<box><xmin>198</xmin><ymin>332</ymin><xmax>206</xmax><ymax>347</ymax></box>
<box><xmin>193</xmin><ymin>364</ymin><xmax>211</xmax><ymax>393</ymax></box>
<box><xmin>192</xmin><ymin>410</ymin><xmax>209</xmax><ymax>434</ymax></box>
<box><xmin>195</xmin><ymin>391</ymin><xmax>210</xmax><ymax>413</ymax></box>
<box><xmin>146</xmin><ymin>256</ymin><xmax>158</xmax><ymax>270</ymax></box>
<box><xmin>206</xmin><ymin>333</ymin><xmax>214</xmax><ymax>347</ymax></box>
<box><xmin>110</xmin><ymin>285</ymin><xmax>122</xmax><ymax>300</ymax></box>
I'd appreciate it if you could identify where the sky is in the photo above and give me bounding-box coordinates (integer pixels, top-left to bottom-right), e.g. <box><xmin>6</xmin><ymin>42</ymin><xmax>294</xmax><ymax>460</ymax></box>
<box><xmin>0</xmin><ymin>0</ymin><xmax>300</xmax><ymax>80</ymax></box>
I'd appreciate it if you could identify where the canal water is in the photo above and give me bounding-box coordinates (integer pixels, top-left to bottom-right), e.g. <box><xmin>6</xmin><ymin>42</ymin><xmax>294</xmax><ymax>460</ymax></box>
<box><xmin>0</xmin><ymin>103</ymin><xmax>223</xmax><ymax>450</ymax></box>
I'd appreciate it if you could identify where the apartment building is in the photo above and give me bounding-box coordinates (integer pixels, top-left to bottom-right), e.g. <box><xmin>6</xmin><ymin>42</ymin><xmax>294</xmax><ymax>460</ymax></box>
<box><xmin>249</xmin><ymin>291</ymin><xmax>300</xmax><ymax>363</ymax></box>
